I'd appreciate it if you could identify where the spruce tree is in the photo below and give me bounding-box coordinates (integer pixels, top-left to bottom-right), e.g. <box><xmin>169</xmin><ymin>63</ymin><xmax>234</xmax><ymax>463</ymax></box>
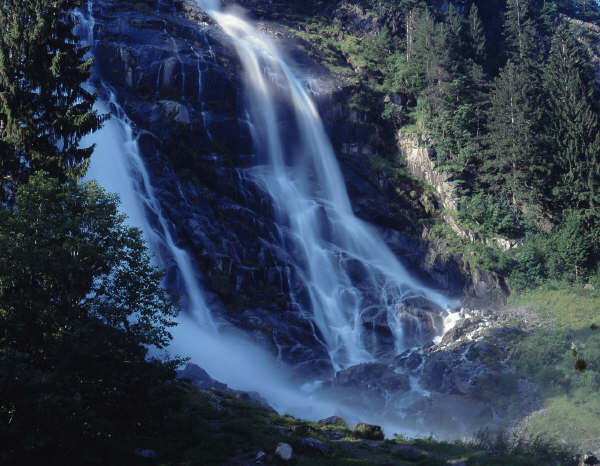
<box><xmin>483</xmin><ymin>60</ymin><xmax>548</xmax><ymax>211</ymax></box>
<box><xmin>0</xmin><ymin>0</ymin><xmax>105</xmax><ymax>199</ymax></box>
<box><xmin>468</xmin><ymin>3</ymin><xmax>486</xmax><ymax>63</ymax></box>
<box><xmin>503</xmin><ymin>0</ymin><xmax>539</xmax><ymax>67</ymax></box>
<box><xmin>543</xmin><ymin>23</ymin><xmax>600</xmax><ymax>213</ymax></box>
<box><xmin>400</xmin><ymin>0</ymin><xmax>426</xmax><ymax>61</ymax></box>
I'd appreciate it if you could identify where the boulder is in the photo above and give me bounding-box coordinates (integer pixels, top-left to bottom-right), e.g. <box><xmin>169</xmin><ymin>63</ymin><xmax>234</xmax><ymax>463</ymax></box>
<box><xmin>352</xmin><ymin>422</ymin><xmax>384</xmax><ymax>441</ymax></box>
<box><xmin>159</xmin><ymin>100</ymin><xmax>191</xmax><ymax>124</ymax></box>
<box><xmin>177</xmin><ymin>363</ymin><xmax>228</xmax><ymax>390</ymax></box>
<box><xmin>275</xmin><ymin>442</ymin><xmax>293</xmax><ymax>462</ymax></box>
<box><xmin>255</xmin><ymin>450</ymin><xmax>267</xmax><ymax>464</ymax></box>
<box><xmin>580</xmin><ymin>452</ymin><xmax>600</xmax><ymax>465</ymax></box>
<box><xmin>317</xmin><ymin>416</ymin><xmax>348</xmax><ymax>427</ymax></box>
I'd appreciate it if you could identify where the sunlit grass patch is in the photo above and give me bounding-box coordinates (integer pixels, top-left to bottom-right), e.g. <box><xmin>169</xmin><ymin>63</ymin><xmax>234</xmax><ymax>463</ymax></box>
<box><xmin>507</xmin><ymin>287</ymin><xmax>600</xmax><ymax>452</ymax></box>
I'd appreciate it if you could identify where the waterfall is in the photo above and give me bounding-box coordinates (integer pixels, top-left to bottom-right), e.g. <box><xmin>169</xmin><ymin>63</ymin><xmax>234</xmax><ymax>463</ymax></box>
<box><xmin>195</xmin><ymin>1</ymin><xmax>456</xmax><ymax>370</ymax></box>
<box><xmin>75</xmin><ymin>0</ymin><xmax>362</xmax><ymax>427</ymax></box>
<box><xmin>75</xmin><ymin>0</ymin><xmax>464</xmax><ymax>436</ymax></box>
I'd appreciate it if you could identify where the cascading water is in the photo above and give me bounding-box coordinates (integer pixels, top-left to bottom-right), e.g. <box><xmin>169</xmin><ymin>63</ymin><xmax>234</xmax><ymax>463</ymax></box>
<box><xmin>195</xmin><ymin>0</ymin><xmax>456</xmax><ymax>370</ymax></box>
<box><xmin>76</xmin><ymin>0</ymin><xmax>468</xmax><ymax>437</ymax></box>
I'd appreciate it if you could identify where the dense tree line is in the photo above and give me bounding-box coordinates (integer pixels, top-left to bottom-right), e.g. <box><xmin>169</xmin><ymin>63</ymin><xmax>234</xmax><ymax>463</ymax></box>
<box><xmin>331</xmin><ymin>0</ymin><xmax>600</xmax><ymax>288</ymax></box>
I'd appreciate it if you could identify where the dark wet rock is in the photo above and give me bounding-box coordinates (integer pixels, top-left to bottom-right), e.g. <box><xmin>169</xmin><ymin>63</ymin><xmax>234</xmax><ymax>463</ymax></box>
<box><xmin>177</xmin><ymin>363</ymin><xmax>275</xmax><ymax>411</ymax></box>
<box><xmin>334</xmin><ymin>363</ymin><xmax>410</xmax><ymax>395</ymax></box>
<box><xmin>352</xmin><ymin>423</ymin><xmax>384</xmax><ymax>441</ymax></box>
<box><xmin>178</xmin><ymin>363</ymin><xmax>228</xmax><ymax>390</ymax></box>
<box><xmin>396</xmin><ymin>297</ymin><xmax>445</xmax><ymax>346</ymax></box>
<box><xmin>580</xmin><ymin>452</ymin><xmax>600</xmax><ymax>465</ymax></box>
<box><xmin>295</xmin><ymin>437</ymin><xmax>331</xmax><ymax>456</ymax></box>
<box><xmin>89</xmin><ymin>0</ymin><xmax>506</xmax><ymax>388</ymax></box>
<box><xmin>255</xmin><ymin>450</ymin><xmax>267</xmax><ymax>463</ymax></box>
<box><xmin>322</xmin><ymin>362</ymin><xmax>412</xmax><ymax>412</ymax></box>
<box><xmin>462</xmin><ymin>266</ymin><xmax>509</xmax><ymax>308</ymax></box>
<box><xmin>360</xmin><ymin>307</ymin><xmax>396</xmax><ymax>358</ymax></box>
<box><xmin>395</xmin><ymin>349</ymin><xmax>423</xmax><ymax>372</ymax></box>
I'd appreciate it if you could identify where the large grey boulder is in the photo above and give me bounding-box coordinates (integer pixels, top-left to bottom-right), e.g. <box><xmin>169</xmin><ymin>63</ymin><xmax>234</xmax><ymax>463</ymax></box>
<box><xmin>275</xmin><ymin>442</ymin><xmax>293</xmax><ymax>462</ymax></box>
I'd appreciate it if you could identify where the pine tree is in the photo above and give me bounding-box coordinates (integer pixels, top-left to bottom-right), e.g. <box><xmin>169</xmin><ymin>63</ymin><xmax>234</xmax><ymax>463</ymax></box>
<box><xmin>543</xmin><ymin>23</ymin><xmax>600</xmax><ymax>213</ymax></box>
<box><xmin>503</xmin><ymin>0</ymin><xmax>539</xmax><ymax>67</ymax></box>
<box><xmin>483</xmin><ymin>60</ymin><xmax>548</xmax><ymax>211</ymax></box>
<box><xmin>468</xmin><ymin>3</ymin><xmax>486</xmax><ymax>63</ymax></box>
<box><xmin>400</xmin><ymin>0</ymin><xmax>426</xmax><ymax>61</ymax></box>
<box><xmin>0</xmin><ymin>0</ymin><xmax>105</xmax><ymax>200</ymax></box>
<box><xmin>446</xmin><ymin>3</ymin><xmax>466</xmax><ymax>62</ymax></box>
<box><xmin>575</xmin><ymin>0</ymin><xmax>597</xmax><ymax>16</ymax></box>
<box><xmin>412</xmin><ymin>8</ymin><xmax>449</xmax><ymax>86</ymax></box>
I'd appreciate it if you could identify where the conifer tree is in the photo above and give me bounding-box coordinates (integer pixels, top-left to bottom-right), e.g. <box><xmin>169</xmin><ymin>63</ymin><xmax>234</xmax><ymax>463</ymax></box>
<box><xmin>400</xmin><ymin>0</ymin><xmax>426</xmax><ymax>61</ymax></box>
<box><xmin>0</xmin><ymin>0</ymin><xmax>105</xmax><ymax>199</ymax></box>
<box><xmin>543</xmin><ymin>23</ymin><xmax>600</xmax><ymax>212</ymax></box>
<box><xmin>483</xmin><ymin>60</ymin><xmax>548</xmax><ymax>211</ymax></box>
<box><xmin>503</xmin><ymin>0</ymin><xmax>539</xmax><ymax>67</ymax></box>
<box><xmin>446</xmin><ymin>3</ymin><xmax>466</xmax><ymax>62</ymax></box>
<box><xmin>468</xmin><ymin>3</ymin><xmax>487</xmax><ymax>63</ymax></box>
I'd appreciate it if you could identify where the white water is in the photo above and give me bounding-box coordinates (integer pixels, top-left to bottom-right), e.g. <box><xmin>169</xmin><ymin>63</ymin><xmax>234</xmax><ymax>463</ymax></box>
<box><xmin>75</xmin><ymin>2</ymin><xmax>391</xmax><ymax>431</ymax></box>
<box><xmin>195</xmin><ymin>0</ymin><xmax>456</xmax><ymax>370</ymax></box>
<box><xmin>76</xmin><ymin>0</ymin><xmax>463</xmax><ymax>437</ymax></box>
<box><xmin>80</xmin><ymin>90</ymin><xmax>424</xmax><ymax>436</ymax></box>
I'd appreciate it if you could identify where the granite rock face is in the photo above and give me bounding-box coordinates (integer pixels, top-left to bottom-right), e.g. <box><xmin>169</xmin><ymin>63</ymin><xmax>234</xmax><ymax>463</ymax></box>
<box><xmin>89</xmin><ymin>0</ymin><xmax>507</xmax><ymax>386</ymax></box>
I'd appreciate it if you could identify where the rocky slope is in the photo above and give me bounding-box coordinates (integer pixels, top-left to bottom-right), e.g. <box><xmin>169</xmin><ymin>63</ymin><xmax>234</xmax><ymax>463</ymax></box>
<box><xmin>167</xmin><ymin>363</ymin><xmax>580</xmax><ymax>466</ymax></box>
<box><xmin>86</xmin><ymin>0</ymin><xmax>523</xmax><ymax>438</ymax></box>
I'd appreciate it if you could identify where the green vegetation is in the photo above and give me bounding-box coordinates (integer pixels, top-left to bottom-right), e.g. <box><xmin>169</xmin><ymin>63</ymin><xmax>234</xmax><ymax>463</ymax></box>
<box><xmin>99</xmin><ymin>386</ymin><xmax>577</xmax><ymax>465</ymax></box>
<box><xmin>0</xmin><ymin>2</ymin><xmax>184</xmax><ymax>464</ymax></box>
<box><xmin>282</xmin><ymin>0</ymin><xmax>600</xmax><ymax>290</ymax></box>
<box><xmin>0</xmin><ymin>173</ymin><xmax>185</xmax><ymax>465</ymax></box>
<box><xmin>0</xmin><ymin>0</ymin><xmax>106</xmax><ymax>201</ymax></box>
<box><xmin>508</xmin><ymin>287</ymin><xmax>600</xmax><ymax>452</ymax></box>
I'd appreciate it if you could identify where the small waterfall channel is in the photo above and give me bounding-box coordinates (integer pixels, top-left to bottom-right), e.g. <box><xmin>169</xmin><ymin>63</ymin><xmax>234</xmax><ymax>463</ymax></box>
<box><xmin>77</xmin><ymin>0</ymin><xmax>462</xmax><ymax>435</ymax></box>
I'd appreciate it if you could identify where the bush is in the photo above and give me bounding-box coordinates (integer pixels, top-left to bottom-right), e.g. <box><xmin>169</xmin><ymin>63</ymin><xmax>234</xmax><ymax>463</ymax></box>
<box><xmin>457</xmin><ymin>193</ymin><xmax>519</xmax><ymax>237</ymax></box>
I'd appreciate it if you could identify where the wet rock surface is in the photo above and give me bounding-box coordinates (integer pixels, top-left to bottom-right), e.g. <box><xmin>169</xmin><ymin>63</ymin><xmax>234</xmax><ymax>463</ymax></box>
<box><xmin>90</xmin><ymin>0</ymin><xmax>515</xmax><ymax>433</ymax></box>
<box><xmin>89</xmin><ymin>0</ymin><xmax>500</xmax><ymax>382</ymax></box>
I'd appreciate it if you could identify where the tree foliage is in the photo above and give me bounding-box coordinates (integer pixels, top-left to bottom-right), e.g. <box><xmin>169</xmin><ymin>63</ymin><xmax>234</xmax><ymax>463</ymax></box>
<box><xmin>543</xmin><ymin>23</ymin><xmax>600</xmax><ymax>213</ymax></box>
<box><xmin>0</xmin><ymin>0</ymin><xmax>106</xmax><ymax>200</ymax></box>
<box><xmin>0</xmin><ymin>173</ymin><xmax>180</xmax><ymax>464</ymax></box>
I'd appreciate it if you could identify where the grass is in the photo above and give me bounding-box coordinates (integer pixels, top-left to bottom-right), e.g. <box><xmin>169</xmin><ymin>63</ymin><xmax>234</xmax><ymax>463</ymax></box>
<box><xmin>506</xmin><ymin>287</ymin><xmax>600</xmax><ymax>452</ymax></box>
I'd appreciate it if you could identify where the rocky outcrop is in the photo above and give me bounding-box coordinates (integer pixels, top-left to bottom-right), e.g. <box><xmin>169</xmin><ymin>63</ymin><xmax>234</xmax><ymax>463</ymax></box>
<box><xmin>90</xmin><ymin>0</ymin><xmax>339</xmax><ymax>378</ymax></box>
<box><xmin>394</xmin><ymin>307</ymin><xmax>542</xmax><ymax>429</ymax></box>
<box><xmin>399</xmin><ymin>133</ymin><xmax>459</xmax><ymax>212</ymax></box>
<box><xmin>398</xmin><ymin>132</ymin><xmax>522</xmax><ymax>253</ymax></box>
<box><xmin>352</xmin><ymin>423</ymin><xmax>384</xmax><ymax>441</ymax></box>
